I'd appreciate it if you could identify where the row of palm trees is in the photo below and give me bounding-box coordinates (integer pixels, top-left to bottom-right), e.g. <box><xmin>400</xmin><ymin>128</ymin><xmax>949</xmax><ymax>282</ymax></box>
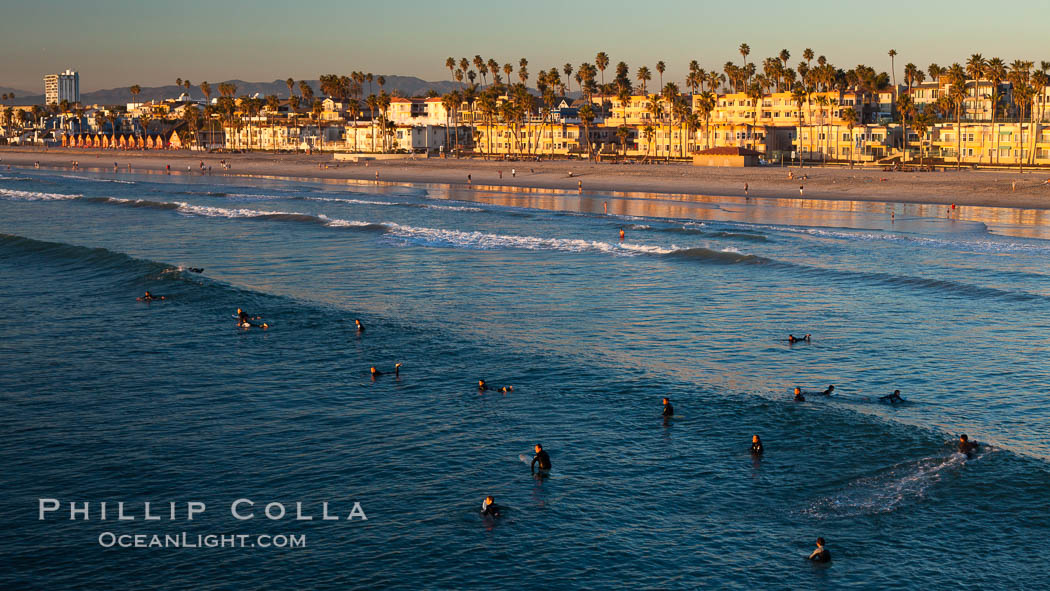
<box><xmin>441</xmin><ymin>48</ymin><xmax>1049</xmax><ymax>167</ymax></box>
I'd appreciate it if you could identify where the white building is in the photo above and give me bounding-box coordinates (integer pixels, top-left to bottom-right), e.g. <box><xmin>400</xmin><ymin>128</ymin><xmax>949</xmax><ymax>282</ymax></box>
<box><xmin>44</xmin><ymin>69</ymin><xmax>79</xmax><ymax>105</ymax></box>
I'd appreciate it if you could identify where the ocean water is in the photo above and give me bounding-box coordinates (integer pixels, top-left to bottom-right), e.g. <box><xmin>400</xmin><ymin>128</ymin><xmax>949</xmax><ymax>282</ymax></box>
<box><xmin>1</xmin><ymin>166</ymin><xmax>1048</xmax><ymax>589</ymax></box>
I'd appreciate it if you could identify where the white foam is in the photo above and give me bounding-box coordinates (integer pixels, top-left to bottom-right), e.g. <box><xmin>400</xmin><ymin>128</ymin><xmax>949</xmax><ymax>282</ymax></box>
<box><xmin>803</xmin><ymin>453</ymin><xmax>969</xmax><ymax>518</ymax></box>
<box><xmin>307</xmin><ymin>196</ymin><xmax>398</xmax><ymax>206</ymax></box>
<box><xmin>382</xmin><ymin>222</ymin><xmax>674</xmax><ymax>256</ymax></box>
<box><xmin>64</xmin><ymin>174</ymin><xmax>135</xmax><ymax>184</ymax></box>
<box><xmin>174</xmin><ymin>203</ymin><xmax>298</xmax><ymax>218</ymax></box>
<box><xmin>0</xmin><ymin>188</ymin><xmax>82</xmax><ymax>201</ymax></box>
<box><xmin>425</xmin><ymin>204</ymin><xmax>484</xmax><ymax>212</ymax></box>
<box><xmin>325</xmin><ymin>218</ymin><xmax>376</xmax><ymax>228</ymax></box>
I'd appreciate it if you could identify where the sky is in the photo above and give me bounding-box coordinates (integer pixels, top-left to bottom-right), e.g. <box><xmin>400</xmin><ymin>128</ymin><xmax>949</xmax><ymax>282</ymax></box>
<box><xmin>1</xmin><ymin>0</ymin><xmax>1047</xmax><ymax>93</ymax></box>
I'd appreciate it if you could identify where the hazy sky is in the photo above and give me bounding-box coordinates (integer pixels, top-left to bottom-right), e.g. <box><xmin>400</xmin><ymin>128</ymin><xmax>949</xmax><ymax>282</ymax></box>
<box><xmin>2</xmin><ymin>0</ymin><xmax>1047</xmax><ymax>92</ymax></box>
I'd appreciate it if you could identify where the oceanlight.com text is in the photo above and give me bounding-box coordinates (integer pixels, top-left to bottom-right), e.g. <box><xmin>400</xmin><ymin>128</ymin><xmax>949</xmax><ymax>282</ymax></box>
<box><xmin>97</xmin><ymin>532</ymin><xmax>306</xmax><ymax>549</ymax></box>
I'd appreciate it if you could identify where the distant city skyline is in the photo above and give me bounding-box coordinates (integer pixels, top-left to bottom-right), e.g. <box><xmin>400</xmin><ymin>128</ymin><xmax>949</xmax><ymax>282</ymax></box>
<box><xmin>2</xmin><ymin>0</ymin><xmax>1048</xmax><ymax>93</ymax></box>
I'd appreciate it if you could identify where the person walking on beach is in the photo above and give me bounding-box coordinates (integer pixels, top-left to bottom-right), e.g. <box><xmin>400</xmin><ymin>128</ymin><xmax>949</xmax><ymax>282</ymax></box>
<box><xmin>467</xmin><ymin>174</ymin><xmax>472</xmax><ymax>186</ymax></box>
<box><xmin>744</xmin><ymin>183</ymin><xmax>749</xmax><ymax>195</ymax></box>
<box><xmin>799</xmin><ymin>185</ymin><xmax>804</xmax><ymax>196</ymax></box>
<box><xmin>603</xmin><ymin>201</ymin><xmax>608</xmax><ymax>214</ymax></box>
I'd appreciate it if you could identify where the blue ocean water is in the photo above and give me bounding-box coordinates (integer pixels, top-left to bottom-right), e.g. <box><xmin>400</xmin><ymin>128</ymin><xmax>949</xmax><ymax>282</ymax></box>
<box><xmin>1</xmin><ymin>166</ymin><xmax>1049</xmax><ymax>589</ymax></box>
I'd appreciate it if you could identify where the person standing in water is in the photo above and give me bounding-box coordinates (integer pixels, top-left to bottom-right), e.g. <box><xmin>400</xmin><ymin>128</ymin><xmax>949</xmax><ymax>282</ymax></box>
<box><xmin>480</xmin><ymin>496</ymin><xmax>501</xmax><ymax>518</ymax></box>
<box><xmin>793</xmin><ymin>387</ymin><xmax>806</xmax><ymax>402</ymax></box>
<box><xmin>662</xmin><ymin>397</ymin><xmax>674</xmax><ymax>417</ymax></box>
<box><xmin>531</xmin><ymin>444</ymin><xmax>552</xmax><ymax>474</ymax></box>
<box><xmin>619</xmin><ymin>228</ymin><xmax>625</xmax><ymax>242</ymax></box>
<box><xmin>808</xmin><ymin>537</ymin><xmax>831</xmax><ymax>563</ymax></box>
<box><xmin>819</xmin><ymin>385</ymin><xmax>835</xmax><ymax>396</ymax></box>
<box><xmin>750</xmin><ymin>435</ymin><xmax>764</xmax><ymax>456</ymax></box>
<box><xmin>355</xmin><ymin>319</ymin><xmax>365</xmax><ymax>333</ymax></box>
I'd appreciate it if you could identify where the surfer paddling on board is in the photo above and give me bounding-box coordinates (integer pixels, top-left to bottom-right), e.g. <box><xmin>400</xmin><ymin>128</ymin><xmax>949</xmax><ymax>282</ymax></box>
<box><xmin>788</xmin><ymin>334</ymin><xmax>811</xmax><ymax>344</ymax></box>
<box><xmin>137</xmin><ymin>291</ymin><xmax>166</xmax><ymax>302</ymax></box>
<box><xmin>530</xmin><ymin>444</ymin><xmax>552</xmax><ymax>475</ymax></box>
<box><xmin>819</xmin><ymin>385</ymin><xmax>835</xmax><ymax>396</ymax></box>
<box><xmin>880</xmin><ymin>390</ymin><xmax>905</xmax><ymax>404</ymax></box>
<box><xmin>370</xmin><ymin>363</ymin><xmax>402</xmax><ymax>379</ymax></box>
<box><xmin>236</xmin><ymin>308</ymin><xmax>267</xmax><ymax>328</ymax></box>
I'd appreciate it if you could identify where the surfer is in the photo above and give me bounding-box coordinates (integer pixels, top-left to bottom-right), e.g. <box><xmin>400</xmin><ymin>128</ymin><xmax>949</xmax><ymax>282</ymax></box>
<box><xmin>137</xmin><ymin>291</ymin><xmax>165</xmax><ymax>302</ymax></box>
<box><xmin>819</xmin><ymin>385</ymin><xmax>835</xmax><ymax>396</ymax></box>
<box><xmin>619</xmin><ymin>228</ymin><xmax>625</xmax><ymax>242</ymax></box>
<box><xmin>880</xmin><ymin>389</ymin><xmax>905</xmax><ymax>404</ymax></box>
<box><xmin>371</xmin><ymin>363</ymin><xmax>402</xmax><ymax>378</ymax></box>
<box><xmin>793</xmin><ymin>387</ymin><xmax>806</xmax><ymax>402</ymax></box>
<box><xmin>186</xmin><ymin>267</ymin><xmax>204</xmax><ymax>273</ymax></box>
<box><xmin>478</xmin><ymin>380</ymin><xmax>489</xmax><ymax>391</ymax></box>
<box><xmin>808</xmin><ymin>537</ymin><xmax>831</xmax><ymax>563</ymax></box>
<box><xmin>788</xmin><ymin>334</ymin><xmax>811</xmax><ymax>343</ymax></box>
<box><xmin>957</xmin><ymin>434</ymin><xmax>978</xmax><ymax>457</ymax></box>
<box><xmin>355</xmin><ymin>319</ymin><xmax>365</xmax><ymax>333</ymax></box>
<box><xmin>236</xmin><ymin>308</ymin><xmax>262</xmax><ymax>325</ymax></box>
<box><xmin>498</xmin><ymin>386</ymin><xmax>513</xmax><ymax>393</ymax></box>
<box><xmin>480</xmin><ymin>496</ymin><xmax>501</xmax><ymax>518</ymax></box>
<box><xmin>530</xmin><ymin>444</ymin><xmax>552</xmax><ymax>474</ymax></box>
<box><xmin>662</xmin><ymin>397</ymin><xmax>674</xmax><ymax>417</ymax></box>
<box><xmin>750</xmin><ymin>435</ymin><xmax>764</xmax><ymax>456</ymax></box>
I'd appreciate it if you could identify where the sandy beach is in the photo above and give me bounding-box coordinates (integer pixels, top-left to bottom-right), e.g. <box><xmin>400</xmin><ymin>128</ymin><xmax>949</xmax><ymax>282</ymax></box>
<box><xmin>3</xmin><ymin>147</ymin><xmax>1050</xmax><ymax>210</ymax></box>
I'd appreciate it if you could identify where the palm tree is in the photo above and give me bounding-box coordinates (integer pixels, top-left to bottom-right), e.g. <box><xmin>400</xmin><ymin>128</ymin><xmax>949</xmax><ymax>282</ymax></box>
<box><xmin>696</xmin><ymin>91</ymin><xmax>715</xmax><ymax>148</ymax></box>
<box><xmin>446</xmin><ymin>57</ymin><xmax>456</xmax><ymax>83</ymax></box>
<box><xmin>130</xmin><ymin>84</ymin><xmax>141</xmax><ymax>104</ymax></box>
<box><xmin>578</xmin><ymin>103</ymin><xmax>596</xmax><ymax>159</ymax></box>
<box><xmin>365</xmin><ymin>94</ymin><xmax>379</xmax><ymax>153</ymax></box>
<box><xmin>474</xmin><ymin>55</ymin><xmax>487</xmax><ymax>86</ymax></box>
<box><xmin>739</xmin><ymin>43</ymin><xmax>750</xmax><ymax>73</ymax></box>
<box><xmin>985</xmin><ymin>57</ymin><xmax>1006</xmax><ymax>164</ymax></box>
<box><xmin>661</xmin><ymin>82</ymin><xmax>679</xmax><ymax>160</ymax></box>
<box><xmin>642</xmin><ymin>124</ymin><xmax>655</xmax><ymax>163</ymax></box>
<box><xmin>1008</xmin><ymin>60</ymin><xmax>1032</xmax><ymax>171</ymax></box>
<box><xmin>595</xmin><ymin>52</ymin><xmax>609</xmax><ymax>114</ymax></box>
<box><xmin>791</xmin><ymin>85</ymin><xmax>807</xmax><ymax>164</ymax></box>
<box><xmin>946</xmin><ymin>63</ymin><xmax>966</xmax><ymax>169</ymax></box>
<box><xmin>200</xmin><ymin>81</ymin><xmax>211</xmax><ymax>105</ymax></box>
<box><xmin>656</xmin><ymin>61</ymin><xmax>666</xmax><ymax>89</ymax></box>
<box><xmin>896</xmin><ymin>93</ymin><xmax>914</xmax><ymax>163</ymax></box>
<box><xmin>842</xmin><ymin>107</ymin><xmax>858</xmax><ymax>168</ymax></box>
<box><xmin>636</xmin><ymin>66</ymin><xmax>651</xmax><ymax>96</ymax></box>
<box><xmin>746</xmin><ymin>83</ymin><xmax>763</xmax><ymax>151</ymax></box>
<box><xmin>965</xmin><ymin>54</ymin><xmax>986</xmax><ymax>121</ymax></box>
<box><xmin>888</xmin><ymin>49</ymin><xmax>897</xmax><ymax>87</ymax></box>
<box><xmin>563</xmin><ymin>63</ymin><xmax>574</xmax><ymax>92</ymax></box>
<box><xmin>617</xmin><ymin>125</ymin><xmax>631</xmax><ymax>160</ymax></box>
<box><xmin>911</xmin><ymin>108</ymin><xmax>934</xmax><ymax>168</ymax></box>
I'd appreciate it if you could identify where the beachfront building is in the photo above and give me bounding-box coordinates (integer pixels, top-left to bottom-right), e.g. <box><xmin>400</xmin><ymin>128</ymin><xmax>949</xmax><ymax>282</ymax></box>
<box><xmin>44</xmin><ymin>69</ymin><xmax>80</xmax><ymax>106</ymax></box>
<box><xmin>793</xmin><ymin>123</ymin><xmax>901</xmax><ymax>163</ymax></box>
<box><xmin>928</xmin><ymin>121</ymin><xmax>1050</xmax><ymax>166</ymax></box>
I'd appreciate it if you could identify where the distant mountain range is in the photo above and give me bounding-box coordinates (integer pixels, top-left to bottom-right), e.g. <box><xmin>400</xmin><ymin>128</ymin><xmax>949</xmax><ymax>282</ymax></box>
<box><xmin>0</xmin><ymin>75</ymin><xmax>497</xmax><ymax>106</ymax></box>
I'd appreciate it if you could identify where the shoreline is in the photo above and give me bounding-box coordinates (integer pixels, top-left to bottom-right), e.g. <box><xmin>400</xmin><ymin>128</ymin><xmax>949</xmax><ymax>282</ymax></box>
<box><xmin>3</xmin><ymin>147</ymin><xmax>1050</xmax><ymax>210</ymax></box>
